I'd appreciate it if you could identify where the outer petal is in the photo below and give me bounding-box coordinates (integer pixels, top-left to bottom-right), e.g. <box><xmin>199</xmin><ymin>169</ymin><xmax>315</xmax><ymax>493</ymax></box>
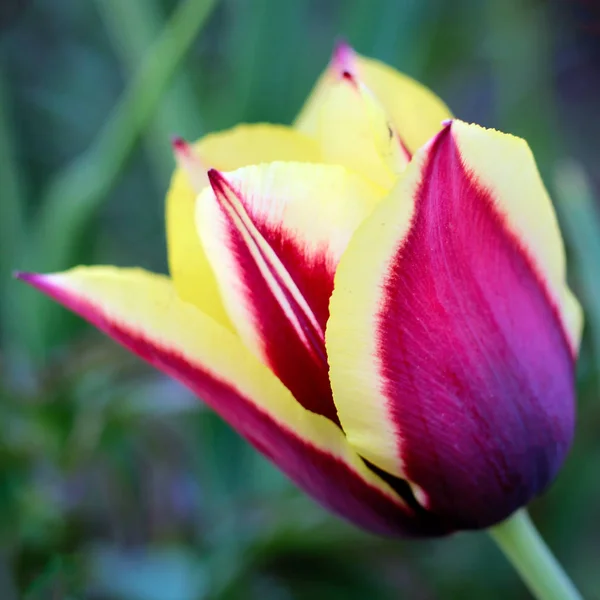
<box><xmin>450</xmin><ymin>122</ymin><xmax>582</xmax><ymax>351</ymax></box>
<box><xmin>167</xmin><ymin>124</ymin><xmax>320</xmax><ymax>328</ymax></box>
<box><xmin>16</xmin><ymin>266</ymin><xmax>445</xmax><ymax>537</ymax></box>
<box><xmin>197</xmin><ymin>163</ymin><xmax>384</xmax><ymax>423</ymax></box>
<box><xmin>295</xmin><ymin>42</ymin><xmax>452</xmax><ymax>156</ymax></box>
<box><xmin>327</xmin><ymin>121</ymin><xmax>577</xmax><ymax>529</ymax></box>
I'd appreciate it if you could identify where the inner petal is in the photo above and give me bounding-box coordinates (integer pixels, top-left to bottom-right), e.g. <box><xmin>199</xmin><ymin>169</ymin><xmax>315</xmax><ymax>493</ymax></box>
<box><xmin>196</xmin><ymin>162</ymin><xmax>383</xmax><ymax>424</ymax></box>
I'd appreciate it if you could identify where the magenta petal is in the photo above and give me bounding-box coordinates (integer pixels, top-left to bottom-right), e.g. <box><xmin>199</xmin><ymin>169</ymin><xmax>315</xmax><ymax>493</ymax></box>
<box><xmin>376</xmin><ymin>127</ymin><xmax>575</xmax><ymax>528</ymax></box>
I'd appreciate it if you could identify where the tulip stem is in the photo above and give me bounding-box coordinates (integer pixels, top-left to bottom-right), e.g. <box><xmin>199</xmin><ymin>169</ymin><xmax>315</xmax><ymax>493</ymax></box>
<box><xmin>489</xmin><ymin>510</ymin><xmax>582</xmax><ymax>600</ymax></box>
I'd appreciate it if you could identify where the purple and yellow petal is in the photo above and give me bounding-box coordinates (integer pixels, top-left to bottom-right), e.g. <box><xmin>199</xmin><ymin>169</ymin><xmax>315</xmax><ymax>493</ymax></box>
<box><xmin>16</xmin><ymin>267</ymin><xmax>443</xmax><ymax>537</ymax></box>
<box><xmin>327</xmin><ymin>121</ymin><xmax>576</xmax><ymax>529</ymax></box>
<box><xmin>167</xmin><ymin>124</ymin><xmax>320</xmax><ymax>327</ymax></box>
<box><xmin>196</xmin><ymin>162</ymin><xmax>384</xmax><ymax>422</ymax></box>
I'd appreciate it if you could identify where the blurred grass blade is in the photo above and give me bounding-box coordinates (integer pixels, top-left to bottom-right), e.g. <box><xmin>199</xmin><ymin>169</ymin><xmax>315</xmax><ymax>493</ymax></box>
<box><xmin>0</xmin><ymin>66</ymin><xmax>33</xmax><ymax>379</ymax></box>
<box><xmin>486</xmin><ymin>0</ymin><xmax>558</xmax><ymax>168</ymax></box>
<box><xmin>0</xmin><ymin>68</ymin><xmax>26</xmax><ymax>280</ymax></box>
<box><xmin>34</xmin><ymin>0</ymin><xmax>217</xmax><ymax>274</ymax></box>
<box><xmin>554</xmin><ymin>160</ymin><xmax>600</xmax><ymax>358</ymax></box>
<box><xmin>20</xmin><ymin>0</ymin><xmax>217</xmax><ymax>355</ymax></box>
<box><xmin>94</xmin><ymin>0</ymin><xmax>203</xmax><ymax>187</ymax></box>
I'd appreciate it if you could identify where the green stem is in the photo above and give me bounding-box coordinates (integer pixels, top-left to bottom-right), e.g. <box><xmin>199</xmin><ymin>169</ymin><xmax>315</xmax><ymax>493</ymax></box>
<box><xmin>489</xmin><ymin>510</ymin><xmax>583</xmax><ymax>600</ymax></box>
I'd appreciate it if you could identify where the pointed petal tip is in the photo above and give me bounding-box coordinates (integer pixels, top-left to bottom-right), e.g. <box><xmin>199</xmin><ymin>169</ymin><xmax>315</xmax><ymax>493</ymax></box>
<box><xmin>172</xmin><ymin>138</ymin><xmax>209</xmax><ymax>190</ymax></box>
<box><xmin>14</xmin><ymin>270</ymin><xmax>43</xmax><ymax>285</ymax></box>
<box><xmin>206</xmin><ymin>167</ymin><xmax>225</xmax><ymax>188</ymax></box>
<box><xmin>14</xmin><ymin>270</ymin><xmax>62</xmax><ymax>293</ymax></box>
<box><xmin>341</xmin><ymin>70</ymin><xmax>357</xmax><ymax>85</ymax></box>
<box><xmin>331</xmin><ymin>39</ymin><xmax>357</xmax><ymax>79</ymax></box>
<box><xmin>207</xmin><ymin>168</ymin><xmax>234</xmax><ymax>201</ymax></box>
<box><xmin>333</xmin><ymin>38</ymin><xmax>353</xmax><ymax>55</ymax></box>
<box><xmin>171</xmin><ymin>135</ymin><xmax>193</xmax><ymax>156</ymax></box>
<box><xmin>441</xmin><ymin>118</ymin><xmax>454</xmax><ymax>127</ymax></box>
<box><xmin>14</xmin><ymin>271</ymin><xmax>66</xmax><ymax>301</ymax></box>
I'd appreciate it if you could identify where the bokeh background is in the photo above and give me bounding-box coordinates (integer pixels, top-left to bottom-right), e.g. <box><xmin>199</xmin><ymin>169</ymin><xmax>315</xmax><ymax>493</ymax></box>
<box><xmin>1</xmin><ymin>0</ymin><xmax>599</xmax><ymax>598</ymax></box>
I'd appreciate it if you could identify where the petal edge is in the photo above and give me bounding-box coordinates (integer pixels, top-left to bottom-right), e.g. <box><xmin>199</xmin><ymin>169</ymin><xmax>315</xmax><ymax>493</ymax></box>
<box><xmin>18</xmin><ymin>266</ymin><xmax>445</xmax><ymax>536</ymax></box>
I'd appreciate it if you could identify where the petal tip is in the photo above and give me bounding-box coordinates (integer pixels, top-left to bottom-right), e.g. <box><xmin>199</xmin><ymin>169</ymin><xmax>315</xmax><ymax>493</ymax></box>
<box><xmin>341</xmin><ymin>70</ymin><xmax>358</xmax><ymax>87</ymax></box>
<box><xmin>171</xmin><ymin>136</ymin><xmax>192</xmax><ymax>157</ymax></box>
<box><xmin>14</xmin><ymin>271</ymin><xmax>45</xmax><ymax>286</ymax></box>
<box><xmin>172</xmin><ymin>137</ymin><xmax>209</xmax><ymax>190</ymax></box>
<box><xmin>331</xmin><ymin>39</ymin><xmax>357</xmax><ymax>79</ymax></box>
<box><xmin>206</xmin><ymin>168</ymin><xmax>230</xmax><ymax>198</ymax></box>
<box><xmin>14</xmin><ymin>270</ymin><xmax>64</xmax><ymax>298</ymax></box>
<box><xmin>15</xmin><ymin>269</ymin><xmax>63</xmax><ymax>287</ymax></box>
<box><xmin>206</xmin><ymin>167</ymin><xmax>224</xmax><ymax>185</ymax></box>
<box><xmin>13</xmin><ymin>270</ymin><xmax>30</xmax><ymax>281</ymax></box>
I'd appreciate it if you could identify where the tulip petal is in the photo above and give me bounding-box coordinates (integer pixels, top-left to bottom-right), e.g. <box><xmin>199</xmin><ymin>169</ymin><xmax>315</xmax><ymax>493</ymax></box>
<box><xmin>16</xmin><ymin>266</ymin><xmax>445</xmax><ymax>537</ymax></box>
<box><xmin>295</xmin><ymin>42</ymin><xmax>452</xmax><ymax>157</ymax></box>
<box><xmin>450</xmin><ymin>121</ymin><xmax>582</xmax><ymax>352</ymax></box>
<box><xmin>197</xmin><ymin>162</ymin><xmax>384</xmax><ymax>423</ymax></box>
<box><xmin>167</xmin><ymin>124</ymin><xmax>320</xmax><ymax>328</ymax></box>
<box><xmin>327</xmin><ymin>121</ymin><xmax>577</xmax><ymax>528</ymax></box>
<box><xmin>294</xmin><ymin>50</ymin><xmax>407</xmax><ymax>189</ymax></box>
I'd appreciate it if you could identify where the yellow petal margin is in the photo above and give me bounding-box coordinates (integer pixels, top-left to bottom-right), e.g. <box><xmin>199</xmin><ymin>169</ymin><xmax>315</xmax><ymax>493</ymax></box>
<box><xmin>295</xmin><ymin>44</ymin><xmax>452</xmax><ymax>155</ymax></box>
<box><xmin>166</xmin><ymin>124</ymin><xmax>320</xmax><ymax>329</ymax></box>
<box><xmin>450</xmin><ymin>121</ymin><xmax>582</xmax><ymax>352</ymax></box>
<box><xmin>326</xmin><ymin>151</ymin><xmax>419</xmax><ymax>477</ymax></box>
<box><xmin>18</xmin><ymin>266</ymin><xmax>411</xmax><ymax>519</ymax></box>
<box><xmin>326</xmin><ymin>120</ymin><xmax>582</xmax><ymax>478</ymax></box>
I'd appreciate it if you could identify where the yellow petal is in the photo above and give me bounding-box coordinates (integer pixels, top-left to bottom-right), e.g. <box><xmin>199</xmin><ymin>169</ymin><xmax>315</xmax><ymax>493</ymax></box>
<box><xmin>18</xmin><ymin>266</ymin><xmax>427</xmax><ymax>536</ymax></box>
<box><xmin>295</xmin><ymin>42</ymin><xmax>452</xmax><ymax>156</ymax></box>
<box><xmin>355</xmin><ymin>54</ymin><xmax>452</xmax><ymax>153</ymax></box>
<box><xmin>315</xmin><ymin>73</ymin><xmax>407</xmax><ymax>188</ymax></box>
<box><xmin>166</xmin><ymin>124</ymin><xmax>320</xmax><ymax>329</ymax></box>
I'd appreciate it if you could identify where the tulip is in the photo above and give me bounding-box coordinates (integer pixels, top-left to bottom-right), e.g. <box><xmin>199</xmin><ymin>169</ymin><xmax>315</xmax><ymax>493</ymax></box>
<box><xmin>17</xmin><ymin>44</ymin><xmax>583</xmax><ymax>599</ymax></box>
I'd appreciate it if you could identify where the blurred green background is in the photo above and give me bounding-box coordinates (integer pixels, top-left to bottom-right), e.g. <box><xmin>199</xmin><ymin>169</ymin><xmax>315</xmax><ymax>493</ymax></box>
<box><xmin>1</xmin><ymin>0</ymin><xmax>599</xmax><ymax>598</ymax></box>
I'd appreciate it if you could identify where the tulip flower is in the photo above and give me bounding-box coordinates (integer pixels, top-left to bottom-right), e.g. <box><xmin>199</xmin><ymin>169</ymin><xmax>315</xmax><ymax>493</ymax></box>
<box><xmin>18</xmin><ymin>44</ymin><xmax>584</xmax><ymax>600</ymax></box>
